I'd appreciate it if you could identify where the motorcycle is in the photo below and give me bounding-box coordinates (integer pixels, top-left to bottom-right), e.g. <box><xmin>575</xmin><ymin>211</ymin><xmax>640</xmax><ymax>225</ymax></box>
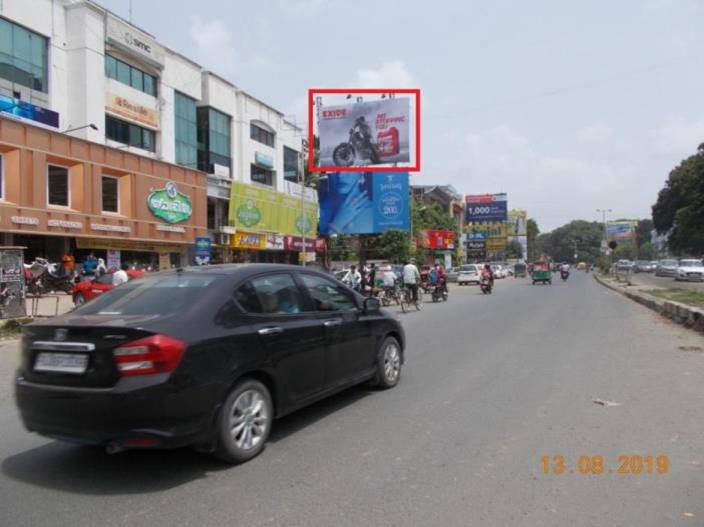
<box><xmin>560</xmin><ymin>270</ymin><xmax>570</xmax><ymax>281</ymax></box>
<box><xmin>480</xmin><ymin>277</ymin><xmax>493</xmax><ymax>294</ymax></box>
<box><xmin>332</xmin><ymin>129</ymin><xmax>381</xmax><ymax>166</ymax></box>
<box><xmin>27</xmin><ymin>258</ymin><xmax>75</xmax><ymax>294</ymax></box>
<box><xmin>430</xmin><ymin>279</ymin><xmax>449</xmax><ymax>302</ymax></box>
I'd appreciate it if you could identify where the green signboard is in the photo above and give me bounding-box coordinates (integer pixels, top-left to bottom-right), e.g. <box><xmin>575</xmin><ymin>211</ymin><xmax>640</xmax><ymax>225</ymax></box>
<box><xmin>147</xmin><ymin>182</ymin><xmax>193</xmax><ymax>224</ymax></box>
<box><xmin>228</xmin><ymin>182</ymin><xmax>318</xmax><ymax>237</ymax></box>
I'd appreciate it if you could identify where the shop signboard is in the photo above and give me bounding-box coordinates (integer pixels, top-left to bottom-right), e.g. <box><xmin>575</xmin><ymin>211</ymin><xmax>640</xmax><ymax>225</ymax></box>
<box><xmin>417</xmin><ymin>229</ymin><xmax>455</xmax><ymax>250</ymax></box>
<box><xmin>228</xmin><ymin>182</ymin><xmax>318</xmax><ymax>237</ymax></box>
<box><xmin>194</xmin><ymin>236</ymin><xmax>211</xmax><ymax>264</ymax></box>
<box><xmin>465</xmin><ymin>194</ymin><xmax>508</xmax><ymax>223</ymax></box>
<box><xmin>158</xmin><ymin>253</ymin><xmax>171</xmax><ymax>271</ymax></box>
<box><xmin>76</xmin><ymin>238</ymin><xmax>181</xmax><ymax>253</ymax></box>
<box><xmin>283</xmin><ymin>236</ymin><xmax>326</xmax><ymax>253</ymax></box>
<box><xmin>105</xmin><ymin>15</ymin><xmax>165</xmax><ymax>68</ymax></box>
<box><xmin>0</xmin><ymin>94</ymin><xmax>59</xmax><ymax>129</ymax></box>
<box><xmin>231</xmin><ymin>231</ymin><xmax>267</xmax><ymax>250</ymax></box>
<box><xmin>318</xmin><ymin>98</ymin><xmax>411</xmax><ymax>167</ymax></box>
<box><xmin>466</xmin><ymin>240</ymin><xmax>486</xmax><ymax>260</ymax></box>
<box><xmin>318</xmin><ymin>172</ymin><xmax>409</xmax><ymax>234</ymax></box>
<box><xmin>147</xmin><ymin>181</ymin><xmax>193</xmax><ymax>224</ymax></box>
<box><xmin>106</xmin><ymin>250</ymin><xmax>121</xmax><ymax>270</ymax></box>
<box><xmin>254</xmin><ymin>152</ymin><xmax>274</xmax><ymax>169</ymax></box>
<box><xmin>106</xmin><ymin>93</ymin><xmax>158</xmax><ymax>129</ymax></box>
<box><xmin>266</xmin><ymin>234</ymin><xmax>285</xmax><ymax>251</ymax></box>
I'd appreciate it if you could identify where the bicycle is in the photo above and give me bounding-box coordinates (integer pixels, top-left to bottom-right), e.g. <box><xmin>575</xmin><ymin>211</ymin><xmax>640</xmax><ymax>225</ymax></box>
<box><xmin>400</xmin><ymin>284</ymin><xmax>422</xmax><ymax>313</ymax></box>
<box><xmin>379</xmin><ymin>284</ymin><xmax>402</xmax><ymax>307</ymax></box>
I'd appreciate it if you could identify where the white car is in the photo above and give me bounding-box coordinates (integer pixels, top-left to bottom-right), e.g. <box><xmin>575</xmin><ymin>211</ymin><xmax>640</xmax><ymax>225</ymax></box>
<box><xmin>675</xmin><ymin>259</ymin><xmax>704</xmax><ymax>282</ymax></box>
<box><xmin>457</xmin><ymin>264</ymin><xmax>481</xmax><ymax>285</ymax></box>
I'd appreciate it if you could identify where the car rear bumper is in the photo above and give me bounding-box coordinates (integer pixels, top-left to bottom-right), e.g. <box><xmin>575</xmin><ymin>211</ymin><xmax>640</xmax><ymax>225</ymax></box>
<box><xmin>14</xmin><ymin>374</ymin><xmax>218</xmax><ymax>449</ymax></box>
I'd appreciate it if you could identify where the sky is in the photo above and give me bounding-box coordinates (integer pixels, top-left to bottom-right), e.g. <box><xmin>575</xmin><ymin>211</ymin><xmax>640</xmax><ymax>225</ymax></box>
<box><xmin>97</xmin><ymin>0</ymin><xmax>704</xmax><ymax>231</ymax></box>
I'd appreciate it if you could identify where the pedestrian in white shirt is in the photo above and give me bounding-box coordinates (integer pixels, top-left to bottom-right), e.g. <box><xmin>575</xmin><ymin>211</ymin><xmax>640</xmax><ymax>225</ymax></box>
<box><xmin>402</xmin><ymin>259</ymin><xmax>421</xmax><ymax>302</ymax></box>
<box><xmin>112</xmin><ymin>263</ymin><xmax>130</xmax><ymax>286</ymax></box>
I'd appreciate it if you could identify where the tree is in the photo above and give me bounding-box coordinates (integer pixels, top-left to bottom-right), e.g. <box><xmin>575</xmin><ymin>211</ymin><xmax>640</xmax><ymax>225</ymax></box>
<box><xmin>527</xmin><ymin>218</ymin><xmax>540</xmax><ymax>260</ymax></box>
<box><xmin>652</xmin><ymin>143</ymin><xmax>704</xmax><ymax>255</ymax></box>
<box><xmin>636</xmin><ymin>219</ymin><xmax>653</xmax><ymax>248</ymax></box>
<box><xmin>376</xmin><ymin>230</ymin><xmax>411</xmax><ymax>263</ymax></box>
<box><xmin>637</xmin><ymin>241</ymin><xmax>659</xmax><ymax>260</ymax></box>
<box><xmin>532</xmin><ymin>220</ymin><xmax>604</xmax><ymax>263</ymax></box>
<box><xmin>506</xmin><ymin>240</ymin><xmax>523</xmax><ymax>259</ymax></box>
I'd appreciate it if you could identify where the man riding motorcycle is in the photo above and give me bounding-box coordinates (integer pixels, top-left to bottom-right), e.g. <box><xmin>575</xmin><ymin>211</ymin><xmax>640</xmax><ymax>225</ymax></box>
<box><xmin>480</xmin><ymin>264</ymin><xmax>494</xmax><ymax>294</ymax></box>
<box><xmin>560</xmin><ymin>262</ymin><xmax>570</xmax><ymax>281</ymax></box>
<box><xmin>350</xmin><ymin>116</ymin><xmax>380</xmax><ymax>164</ymax></box>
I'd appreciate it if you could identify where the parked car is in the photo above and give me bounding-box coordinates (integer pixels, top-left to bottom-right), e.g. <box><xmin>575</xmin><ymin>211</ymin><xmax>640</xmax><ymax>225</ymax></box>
<box><xmin>655</xmin><ymin>259</ymin><xmax>679</xmax><ymax>277</ymax></box>
<box><xmin>457</xmin><ymin>264</ymin><xmax>481</xmax><ymax>285</ymax></box>
<box><xmin>616</xmin><ymin>260</ymin><xmax>634</xmax><ymax>271</ymax></box>
<box><xmin>675</xmin><ymin>259</ymin><xmax>704</xmax><ymax>282</ymax></box>
<box><xmin>72</xmin><ymin>269</ymin><xmax>145</xmax><ymax>307</ymax></box>
<box><xmin>15</xmin><ymin>264</ymin><xmax>405</xmax><ymax>464</ymax></box>
<box><xmin>490</xmin><ymin>264</ymin><xmax>505</xmax><ymax>279</ymax></box>
<box><xmin>633</xmin><ymin>260</ymin><xmax>656</xmax><ymax>273</ymax></box>
<box><xmin>445</xmin><ymin>267</ymin><xmax>459</xmax><ymax>283</ymax></box>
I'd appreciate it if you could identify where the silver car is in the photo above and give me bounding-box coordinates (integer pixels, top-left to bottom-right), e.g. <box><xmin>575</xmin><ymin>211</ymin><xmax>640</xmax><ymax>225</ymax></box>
<box><xmin>655</xmin><ymin>259</ymin><xmax>679</xmax><ymax>277</ymax></box>
<box><xmin>675</xmin><ymin>259</ymin><xmax>704</xmax><ymax>282</ymax></box>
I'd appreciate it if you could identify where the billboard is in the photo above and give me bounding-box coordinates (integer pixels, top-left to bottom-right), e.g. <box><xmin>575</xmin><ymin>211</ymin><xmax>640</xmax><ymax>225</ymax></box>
<box><xmin>228</xmin><ymin>182</ymin><xmax>318</xmax><ymax>237</ymax></box>
<box><xmin>318</xmin><ymin>98</ymin><xmax>411</xmax><ymax>167</ymax></box>
<box><xmin>606</xmin><ymin>221</ymin><xmax>637</xmax><ymax>241</ymax></box>
<box><xmin>0</xmin><ymin>94</ymin><xmax>59</xmax><ymax>129</ymax></box>
<box><xmin>418</xmin><ymin>229</ymin><xmax>455</xmax><ymax>250</ymax></box>
<box><xmin>508</xmin><ymin>209</ymin><xmax>527</xmax><ymax>236</ymax></box>
<box><xmin>465</xmin><ymin>194</ymin><xmax>508</xmax><ymax>223</ymax></box>
<box><xmin>466</xmin><ymin>239</ymin><xmax>486</xmax><ymax>260</ymax></box>
<box><xmin>318</xmin><ymin>172</ymin><xmax>409</xmax><ymax>235</ymax></box>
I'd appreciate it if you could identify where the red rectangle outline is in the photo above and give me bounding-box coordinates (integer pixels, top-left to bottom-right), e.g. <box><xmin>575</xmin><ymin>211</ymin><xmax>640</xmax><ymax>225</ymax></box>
<box><xmin>307</xmin><ymin>88</ymin><xmax>421</xmax><ymax>173</ymax></box>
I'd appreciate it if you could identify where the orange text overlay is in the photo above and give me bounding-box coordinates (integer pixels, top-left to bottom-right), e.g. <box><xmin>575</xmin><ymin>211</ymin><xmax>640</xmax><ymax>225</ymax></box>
<box><xmin>541</xmin><ymin>455</ymin><xmax>670</xmax><ymax>475</ymax></box>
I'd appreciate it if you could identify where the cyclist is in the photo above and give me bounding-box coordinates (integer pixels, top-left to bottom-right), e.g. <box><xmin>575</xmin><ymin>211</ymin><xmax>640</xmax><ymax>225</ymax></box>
<box><xmin>402</xmin><ymin>259</ymin><xmax>421</xmax><ymax>304</ymax></box>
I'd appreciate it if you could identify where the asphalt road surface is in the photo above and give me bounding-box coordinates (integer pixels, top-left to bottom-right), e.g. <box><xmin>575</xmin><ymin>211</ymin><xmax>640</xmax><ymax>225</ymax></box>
<box><xmin>630</xmin><ymin>271</ymin><xmax>704</xmax><ymax>292</ymax></box>
<box><xmin>1</xmin><ymin>273</ymin><xmax>704</xmax><ymax>526</ymax></box>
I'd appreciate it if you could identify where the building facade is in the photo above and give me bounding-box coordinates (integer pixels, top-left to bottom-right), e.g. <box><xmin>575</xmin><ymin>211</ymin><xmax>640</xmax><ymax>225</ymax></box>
<box><xmin>0</xmin><ymin>0</ymin><xmax>309</xmax><ymax>265</ymax></box>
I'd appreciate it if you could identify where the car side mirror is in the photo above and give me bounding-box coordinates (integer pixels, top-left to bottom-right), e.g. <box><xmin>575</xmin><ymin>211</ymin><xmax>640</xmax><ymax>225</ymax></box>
<box><xmin>363</xmin><ymin>297</ymin><xmax>380</xmax><ymax>314</ymax></box>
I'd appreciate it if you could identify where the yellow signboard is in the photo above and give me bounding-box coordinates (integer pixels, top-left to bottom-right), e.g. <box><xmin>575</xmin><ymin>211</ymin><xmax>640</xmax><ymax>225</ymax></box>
<box><xmin>76</xmin><ymin>238</ymin><xmax>181</xmax><ymax>253</ymax></box>
<box><xmin>106</xmin><ymin>93</ymin><xmax>158</xmax><ymax>128</ymax></box>
<box><xmin>230</xmin><ymin>230</ymin><xmax>267</xmax><ymax>249</ymax></box>
<box><xmin>228</xmin><ymin>182</ymin><xmax>318</xmax><ymax>237</ymax></box>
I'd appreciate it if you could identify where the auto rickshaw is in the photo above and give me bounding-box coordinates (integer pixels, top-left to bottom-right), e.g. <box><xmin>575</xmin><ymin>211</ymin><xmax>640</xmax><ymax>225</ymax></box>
<box><xmin>531</xmin><ymin>261</ymin><xmax>552</xmax><ymax>285</ymax></box>
<box><xmin>514</xmin><ymin>262</ymin><xmax>527</xmax><ymax>278</ymax></box>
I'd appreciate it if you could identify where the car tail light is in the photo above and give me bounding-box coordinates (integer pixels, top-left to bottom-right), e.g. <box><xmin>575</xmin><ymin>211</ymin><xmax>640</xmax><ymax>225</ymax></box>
<box><xmin>113</xmin><ymin>334</ymin><xmax>186</xmax><ymax>376</ymax></box>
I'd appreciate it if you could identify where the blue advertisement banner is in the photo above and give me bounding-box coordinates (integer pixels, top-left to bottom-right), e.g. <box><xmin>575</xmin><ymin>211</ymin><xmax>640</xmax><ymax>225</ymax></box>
<box><xmin>194</xmin><ymin>236</ymin><xmax>211</xmax><ymax>264</ymax></box>
<box><xmin>318</xmin><ymin>172</ymin><xmax>410</xmax><ymax>235</ymax></box>
<box><xmin>0</xmin><ymin>94</ymin><xmax>59</xmax><ymax>128</ymax></box>
<box><xmin>464</xmin><ymin>193</ymin><xmax>508</xmax><ymax>223</ymax></box>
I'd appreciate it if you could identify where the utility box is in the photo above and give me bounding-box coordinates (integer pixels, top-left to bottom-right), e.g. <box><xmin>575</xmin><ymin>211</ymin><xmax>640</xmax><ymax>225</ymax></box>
<box><xmin>0</xmin><ymin>247</ymin><xmax>26</xmax><ymax>318</ymax></box>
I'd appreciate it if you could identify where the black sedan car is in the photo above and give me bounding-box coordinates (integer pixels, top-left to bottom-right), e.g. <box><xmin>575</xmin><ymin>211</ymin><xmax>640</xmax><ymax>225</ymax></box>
<box><xmin>15</xmin><ymin>264</ymin><xmax>405</xmax><ymax>464</ymax></box>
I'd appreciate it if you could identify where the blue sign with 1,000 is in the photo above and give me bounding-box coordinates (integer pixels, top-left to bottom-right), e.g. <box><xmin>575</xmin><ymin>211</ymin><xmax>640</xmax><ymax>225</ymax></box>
<box><xmin>318</xmin><ymin>172</ymin><xmax>410</xmax><ymax>235</ymax></box>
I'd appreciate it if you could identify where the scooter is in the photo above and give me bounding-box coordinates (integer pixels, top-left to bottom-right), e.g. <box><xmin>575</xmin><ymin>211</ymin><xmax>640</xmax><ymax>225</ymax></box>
<box><xmin>430</xmin><ymin>279</ymin><xmax>449</xmax><ymax>302</ymax></box>
<box><xmin>480</xmin><ymin>277</ymin><xmax>493</xmax><ymax>294</ymax></box>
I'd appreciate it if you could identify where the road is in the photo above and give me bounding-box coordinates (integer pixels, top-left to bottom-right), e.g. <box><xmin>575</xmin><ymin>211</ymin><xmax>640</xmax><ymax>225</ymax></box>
<box><xmin>630</xmin><ymin>271</ymin><xmax>704</xmax><ymax>292</ymax></box>
<box><xmin>1</xmin><ymin>272</ymin><xmax>704</xmax><ymax>526</ymax></box>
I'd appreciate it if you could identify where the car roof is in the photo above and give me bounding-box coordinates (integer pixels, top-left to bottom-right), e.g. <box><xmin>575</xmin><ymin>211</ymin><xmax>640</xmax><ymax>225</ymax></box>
<box><xmin>157</xmin><ymin>263</ymin><xmax>327</xmax><ymax>280</ymax></box>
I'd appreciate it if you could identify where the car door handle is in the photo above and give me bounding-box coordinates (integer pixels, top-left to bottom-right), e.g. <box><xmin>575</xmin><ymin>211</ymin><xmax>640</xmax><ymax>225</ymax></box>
<box><xmin>323</xmin><ymin>319</ymin><xmax>342</xmax><ymax>327</ymax></box>
<box><xmin>258</xmin><ymin>326</ymin><xmax>283</xmax><ymax>336</ymax></box>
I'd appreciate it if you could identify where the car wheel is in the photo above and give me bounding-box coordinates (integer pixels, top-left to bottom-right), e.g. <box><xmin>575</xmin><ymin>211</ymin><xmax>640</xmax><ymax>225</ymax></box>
<box><xmin>74</xmin><ymin>293</ymin><xmax>86</xmax><ymax>307</ymax></box>
<box><xmin>215</xmin><ymin>379</ymin><xmax>273</xmax><ymax>464</ymax></box>
<box><xmin>373</xmin><ymin>336</ymin><xmax>402</xmax><ymax>389</ymax></box>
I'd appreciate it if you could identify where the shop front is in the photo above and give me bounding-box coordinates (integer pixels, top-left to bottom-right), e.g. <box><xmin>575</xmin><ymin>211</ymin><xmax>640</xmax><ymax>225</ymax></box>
<box><xmin>0</xmin><ymin>118</ymin><xmax>207</xmax><ymax>268</ymax></box>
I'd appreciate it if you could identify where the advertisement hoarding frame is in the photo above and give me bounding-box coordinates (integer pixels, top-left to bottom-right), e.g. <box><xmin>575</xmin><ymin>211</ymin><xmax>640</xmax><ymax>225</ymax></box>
<box><xmin>308</xmin><ymin>88</ymin><xmax>421</xmax><ymax>173</ymax></box>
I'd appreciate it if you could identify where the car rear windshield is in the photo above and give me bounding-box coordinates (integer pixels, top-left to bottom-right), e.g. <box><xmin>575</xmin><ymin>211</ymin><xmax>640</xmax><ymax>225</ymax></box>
<box><xmin>74</xmin><ymin>273</ymin><xmax>221</xmax><ymax>316</ymax></box>
<box><xmin>662</xmin><ymin>260</ymin><xmax>678</xmax><ymax>266</ymax></box>
<box><xmin>460</xmin><ymin>265</ymin><xmax>477</xmax><ymax>272</ymax></box>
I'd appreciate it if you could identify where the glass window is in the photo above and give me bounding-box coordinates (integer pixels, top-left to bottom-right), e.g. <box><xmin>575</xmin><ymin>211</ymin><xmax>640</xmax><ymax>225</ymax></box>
<box><xmin>101</xmin><ymin>176</ymin><xmax>119</xmax><ymax>213</ymax></box>
<box><xmin>250</xmin><ymin>123</ymin><xmax>274</xmax><ymax>147</ymax></box>
<box><xmin>130</xmin><ymin>68</ymin><xmax>143</xmax><ymax>92</ymax></box>
<box><xmin>175</xmin><ymin>91</ymin><xmax>197</xmax><ymax>168</ymax></box>
<box><xmin>142</xmin><ymin>128</ymin><xmax>155</xmax><ymax>152</ymax></box>
<box><xmin>284</xmin><ymin>146</ymin><xmax>300</xmax><ymax>182</ymax></box>
<box><xmin>197</xmin><ymin>106</ymin><xmax>232</xmax><ymax>173</ymax></box>
<box><xmin>143</xmin><ymin>73</ymin><xmax>156</xmax><ymax>96</ymax></box>
<box><xmin>300</xmin><ymin>274</ymin><xmax>357</xmax><ymax>311</ymax></box>
<box><xmin>116</xmin><ymin>59</ymin><xmax>130</xmax><ymax>85</ymax></box>
<box><xmin>47</xmin><ymin>165</ymin><xmax>69</xmax><ymax>207</ymax></box>
<box><xmin>104</xmin><ymin>54</ymin><xmax>117</xmax><ymax>78</ymax></box>
<box><xmin>105</xmin><ymin>115</ymin><xmax>156</xmax><ymax>152</ymax></box>
<box><xmin>251</xmin><ymin>164</ymin><xmax>274</xmax><ymax>186</ymax></box>
<box><xmin>0</xmin><ymin>18</ymin><xmax>47</xmax><ymax>92</ymax></box>
<box><xmin>235</xmin><ymin>274</ymin><xmax>304</xmax><ymax>315</ymax></box>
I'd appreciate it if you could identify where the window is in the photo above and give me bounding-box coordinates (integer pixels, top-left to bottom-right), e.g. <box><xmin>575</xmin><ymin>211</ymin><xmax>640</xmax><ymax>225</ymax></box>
<box><xmin>102</xmin><ymin>176</ymin><xmax>119</xmax><ymax>213</ymax></box>
<box><xmin>105</xmin><ymin>114</ymin><xmax>156</xmax><ymax>152</ymax></box>
<box><xmin>0</xmin><ymin>17</ymin><xmax>48</xmax><ymax>92</ymax></box>
<box><xmin>235</xmin><ymin>274</ymin><xmax>304</xmax><ymax>314</ymax></box>
<box><xmin>250</xmin><ymin>123</ymin><xmax>275</xmax><ymax>147</ymax></box>
<box><xmin>175</xmin><ymin>91</ymin><xmax>197</xmax><ymax>168</ymax></box>
<box><xmin>104</xmin><ymin>53</ymin><xmax>157</xmax><ymax>96</ymax></box>
<box><xmin>283</xmin><ymin>146</ymin><xmax>300</xmax><ymax>182</ymax></box>
<box><xmin>47</xmin><ymin>165</ymin><xmax>69</xmax><ymax>207</ymax></box>
<box><xmin>300</xmin><ymin>274</ymin><xmax>357</xmax><ymax>311</ymax></box>
<box><xmin>251</xmin><ymin>164</ymin><xmax>274</xmax><ymax>186</ymax></box>
<box><xmin>197</xmin><ymin>107</ymin><xmax>231</xmax><ymax>173</ymax></box>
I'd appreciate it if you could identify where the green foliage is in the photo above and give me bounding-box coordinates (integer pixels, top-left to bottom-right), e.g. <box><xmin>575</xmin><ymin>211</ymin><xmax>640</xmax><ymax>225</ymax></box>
<box><xmin>527</xmin><ymin>218</ymin><xmax>540</xmax><ymax>261</ymax></box>
<box><xmin>652</xmin><ymin>143</ymin><xmax>704</xmax><ymax>255</ymax></box>
<box><xmin>613</xmin><ymin>244</ymin><xmax>636</xmax><ymax>261</ymax></box>
<box><xmin>637</xmin><ymin>242</ymin><xmax>659</xmax><ymax>260</ymax></box>
<box><xmin>533</xmin><ymin>220</ymin><xmax>604</xmax><ymax>263</ymax></box>
<box><xmin>506</xmin><ymin>239</ymin><xmax>523</xmax><ymax>259</ymax></box>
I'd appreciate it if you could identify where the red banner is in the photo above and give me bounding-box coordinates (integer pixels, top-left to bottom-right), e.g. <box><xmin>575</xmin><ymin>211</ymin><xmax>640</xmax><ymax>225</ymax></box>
<box><xmin>417</xmin><ymin>229</ymin><xmax>455</xmax><ymax>250</ymax></box>
<box><xmin>283</xmin><ymin>236</ymin><xmax>326</xmax><ymax>253</ymax></box>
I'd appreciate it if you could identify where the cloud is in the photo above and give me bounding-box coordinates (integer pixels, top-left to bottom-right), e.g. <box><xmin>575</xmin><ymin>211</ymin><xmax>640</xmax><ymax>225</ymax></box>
<box><xmin>576</xmin><ymin>124</ymin><xmax>612</xmax><ymax>144</ymax></box>
<box><xmin>653</xmin><ymin>119</ymin><xmax>704</xmax><ymax>155</ymax></box>
<box><xmin>188</xmin><ymin>17</ymin><xmax>237</xmax><ymax>75</ymax></box>
<box><xmin>354</xmin><ymin>60</ymin><xmax>418</xmax><ymax>88</ymax></box>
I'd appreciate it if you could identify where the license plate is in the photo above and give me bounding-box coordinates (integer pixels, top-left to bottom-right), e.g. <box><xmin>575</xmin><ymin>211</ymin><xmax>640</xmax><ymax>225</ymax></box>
<box><xmin>34</xmin><ymin>352</ymin><xmax>88</xmax><ymax>374</ymax></box>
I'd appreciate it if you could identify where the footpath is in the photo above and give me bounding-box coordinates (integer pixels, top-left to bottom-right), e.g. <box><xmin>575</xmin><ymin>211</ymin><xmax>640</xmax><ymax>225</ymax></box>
<box><xmin>594</xmin><ymin>272</ymin><xmax>704</xmax><ymax>334</ymax></box>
